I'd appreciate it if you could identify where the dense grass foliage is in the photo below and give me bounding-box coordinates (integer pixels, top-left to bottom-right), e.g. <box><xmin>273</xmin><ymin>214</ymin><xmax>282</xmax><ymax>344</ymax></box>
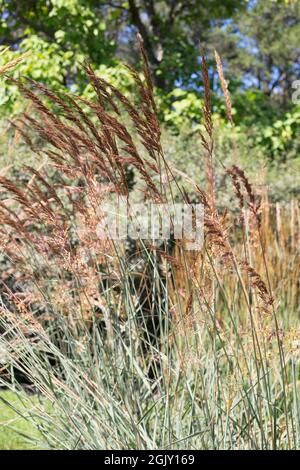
<box><xmin>0</xmin><ymin>39</ymin><xmax>299</xmax><ymax>450</ymax></box>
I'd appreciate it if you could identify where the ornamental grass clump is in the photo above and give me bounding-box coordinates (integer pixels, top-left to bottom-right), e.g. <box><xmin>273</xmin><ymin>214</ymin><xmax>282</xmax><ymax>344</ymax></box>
<box><xmin>0</xmin><ymin>39</ymin><xmax>299</xmax><ymax>450</ymax></box>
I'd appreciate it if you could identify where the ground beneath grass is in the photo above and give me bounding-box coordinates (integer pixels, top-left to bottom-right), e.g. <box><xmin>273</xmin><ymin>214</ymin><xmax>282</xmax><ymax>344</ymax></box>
<box><xmin>0</xmin><ymin>390</ymin><xmax>41</xmax><ymax>450</ymax></box>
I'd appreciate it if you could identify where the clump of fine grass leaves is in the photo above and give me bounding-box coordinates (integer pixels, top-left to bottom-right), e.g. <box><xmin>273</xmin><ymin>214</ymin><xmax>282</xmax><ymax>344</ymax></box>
<box><xmin>0</xmin><ymin>38</ymin><xmax>300</xmax><ymax>450</ymax></box>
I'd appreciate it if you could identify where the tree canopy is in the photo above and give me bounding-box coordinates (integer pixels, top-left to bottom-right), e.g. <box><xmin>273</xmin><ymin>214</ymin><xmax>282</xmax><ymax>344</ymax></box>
<box><xmin>0</xmin><ymin>0</ymin><xmax>299</xmax><ymax>159</ymax></box>
<box><xmin>0</xmin><ymin>0</ymin><xmax>245</xmax><ymax>91</ymax></box>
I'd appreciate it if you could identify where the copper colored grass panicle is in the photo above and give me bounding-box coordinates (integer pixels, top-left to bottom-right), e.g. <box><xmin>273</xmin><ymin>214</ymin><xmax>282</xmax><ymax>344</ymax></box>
<box><xmin>0</xmin><ymin>50</ymin><xmax>30</xmax><ymax>76</ymax></box>
<box><xmin>0</xmin><ymin>44</ymin><xmax>285</xmax><ymax>328</ymax></box>
<box><xmin>0</xmin><ymin>47</ymin><xmax>167</xmax><ymax>325</ymax></box>
<box><xmin>199</xmin><ymin>47</ymin><xmax>215</xmax><ymax>211</ymax></box>
<box><xmin>214</xmin><ymin>50</ymin><xmax>233</xmax><ymax>125</ymax></box>
<box><xmin>0</xmin><ymin>50</ymin><xmax>290</xmax><ymax>322</ymax></box>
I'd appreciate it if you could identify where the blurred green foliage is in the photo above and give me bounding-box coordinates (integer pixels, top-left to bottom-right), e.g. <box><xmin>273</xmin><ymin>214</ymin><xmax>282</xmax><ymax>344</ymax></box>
<box><xmin>0</xmin><ymin>0</ymin><xmax>299</xmax><ymax>180</ymax></box>
<box><xmin>0</xmin><ymin>391</ymin><xmax>40</xmax><ymax>449</ymax></box>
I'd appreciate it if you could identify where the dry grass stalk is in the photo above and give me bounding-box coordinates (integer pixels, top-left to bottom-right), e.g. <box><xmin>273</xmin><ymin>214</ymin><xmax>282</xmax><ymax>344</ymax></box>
<box><xmin>199</xmin><ymin>46</ymin><xmax>215</xmax><ymax>211</ymax></box>
<box><xmin>214</xmin><ymin>50</ymin><xmax>233</xmax><ymax>125</ymax></box>
<box><xmin>0</xmin><ymin>50</ymin><xmax>30</xmax><ymax>76</ymax></box>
